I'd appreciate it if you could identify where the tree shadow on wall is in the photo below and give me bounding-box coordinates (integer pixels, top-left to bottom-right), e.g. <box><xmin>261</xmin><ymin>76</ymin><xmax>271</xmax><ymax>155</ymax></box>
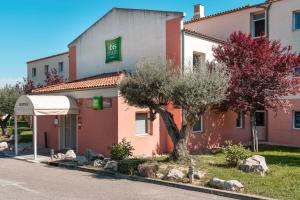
<box><xmin>188</xmin><ymin>110</ymin><xmax>226</xmax><ymax>155</ymax></box>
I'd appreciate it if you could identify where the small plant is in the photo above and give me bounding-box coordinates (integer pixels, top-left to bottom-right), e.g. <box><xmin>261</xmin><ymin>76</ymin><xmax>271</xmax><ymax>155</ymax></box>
<box><xmin>118</xmin><ymin>159</ymin><xmax>146</xmax><ymax>175</ymax></box>
<box><xmin>108</xmin><ymin>138</ymin><xmax>135</xmax><ymax>160</ymax></box>
<box><xmin>222</xmin><ymin>141</ymin><xmax>251</xmax><ymax>167</ymax></box>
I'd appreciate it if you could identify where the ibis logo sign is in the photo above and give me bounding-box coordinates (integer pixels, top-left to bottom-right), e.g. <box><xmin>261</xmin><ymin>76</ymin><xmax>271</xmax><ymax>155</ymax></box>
<box><xmin>105</xmin><ymin>37</ymin><xmax>122</xmax><ymax>63</ymax></box>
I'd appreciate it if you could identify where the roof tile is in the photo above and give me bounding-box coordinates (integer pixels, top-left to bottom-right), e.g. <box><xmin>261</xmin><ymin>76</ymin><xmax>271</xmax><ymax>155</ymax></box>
<box><xmin>32</xmin><ymin>72</ymin><xmax>124</xmax><ymax>94</ymax></box>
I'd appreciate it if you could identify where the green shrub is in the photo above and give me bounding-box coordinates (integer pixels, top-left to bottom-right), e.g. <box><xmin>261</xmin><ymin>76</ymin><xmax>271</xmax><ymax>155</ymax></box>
<box><xmin>108</xmin><ymin>138</ymin><xmax>134</xmax><ymax>160</ymax></box>
<box><xmin>222</xmin><ymin>141</ymin><xmax>251</xmax><ymax>167</ymax></box>
<box><xmin>118</xmin><ymin>159</ymin><xmax>146</xmax><ymax>175</ymax></box>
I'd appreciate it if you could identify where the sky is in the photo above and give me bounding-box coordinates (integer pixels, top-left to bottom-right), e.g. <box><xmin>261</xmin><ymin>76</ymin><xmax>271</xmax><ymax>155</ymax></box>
<box><xmin>0</xmin><ymin>0</ymin><xmax>264</xmax><ymax>87</ymax></box>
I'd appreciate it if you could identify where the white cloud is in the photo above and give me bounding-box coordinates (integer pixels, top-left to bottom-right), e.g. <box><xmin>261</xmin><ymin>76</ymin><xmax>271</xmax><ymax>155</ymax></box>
<box><xmin>0</xmin><ymin>77</ymin><xmax>23</xmax><ymax>88</ymax></box>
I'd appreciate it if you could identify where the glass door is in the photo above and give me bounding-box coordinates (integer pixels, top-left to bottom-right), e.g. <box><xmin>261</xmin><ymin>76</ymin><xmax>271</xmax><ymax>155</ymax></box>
<box><xmin>60</xmin><ymin>115</ymin><xmax>77</xmax><ymax>150</ymax></box>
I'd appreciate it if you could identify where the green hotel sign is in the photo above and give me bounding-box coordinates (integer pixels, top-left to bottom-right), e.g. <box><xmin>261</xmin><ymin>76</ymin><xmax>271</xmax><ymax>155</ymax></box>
<box><xmin>105</xmin><ymin>37</ymin><xmax>122</xmax><ymax>63</ymax></box>
<box><xmin>92</xmin><ymin>96</ymin><xmax>103</xmax><ymax>110</ymax></box>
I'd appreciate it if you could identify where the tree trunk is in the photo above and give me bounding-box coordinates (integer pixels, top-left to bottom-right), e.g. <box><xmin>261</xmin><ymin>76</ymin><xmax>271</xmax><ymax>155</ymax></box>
<box><xmin>157</xmin><ymin>108</ymin><xmax>190</xmax><ymax>160</ymax></box>
<box><xmin>0</xmin><ymin>115</ymin><xmax>11</xmax><ymax>136</ymax></box>
<box><xmin>173</xmin><ymin>137</ymin><xmax>189</xmax><ymax>159</ymax></box>
<box><xmin>250</xmin><ymin>111</ymin><xmax>258</xmax><ymax>152</ymax></box>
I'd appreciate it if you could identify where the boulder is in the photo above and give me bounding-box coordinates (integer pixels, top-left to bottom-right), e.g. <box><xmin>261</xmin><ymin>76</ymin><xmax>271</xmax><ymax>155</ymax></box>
<box><xmin>240</xmin><ymin>155</ymin><xmax>268</xmax><ymax>176</ymax></box>
<box><xmin>54</xmin><ymin>153</ymin><xmax>65</xmax><ymax>160</ymax></box>
<box><xmin>93</xmin><ymin>159</ymin><xmax>106</xmax><ymax>168</ymax></box>
<box><xmin>138</xmin><ymin>162</ymin><xmax>159</xmax><ymax>178</ymax></box>
<box><xmin>209</xmin><ymin>178</ymin><xmax>244</xmax><ymax>192</ymax></box>
<box><xmin>84</xmin><ymin>148</ymin><xmax>104</xmax><ymax>161</ymax></box>
<box><xmin>65</xmin><ymin>150</ymin><xmax>76</xmax><ymax>160</ymax></box>
<box><xmin>193</xmin><ymin>170</ymin><xmax>206</xmax><ymax>180</ymax></box>
<box><xmin>157</xmin><ymin>173</ymin><xmax>164</xmax><ymax>179</ymax></box>
<box><xmin>224</xmin><ymin>180</ymin><xmax>244</xmax><ymax>191</ymax></box>
<box><xmin>104</xmin><ymin>161</ymin><xmax>118</xmax><ymax>171</ymax></box>
<box><xmin>209</xmin><ymin>177</ymin><xmax>225</xmax><ymax>189</ymax></box>
<box><xmin>0</xmin><ymin>142</ymin><xmax>8</xmax><ymax>151</ymax></box>
<box><xmin>166</xmin><ymin>169</ymin><xmax>184</xmax><ymax>181</ymax></box>
<box><xmin>74</xmin><ymin>156</ymin><xmax>88</xmax><ymax>166</ymax></box>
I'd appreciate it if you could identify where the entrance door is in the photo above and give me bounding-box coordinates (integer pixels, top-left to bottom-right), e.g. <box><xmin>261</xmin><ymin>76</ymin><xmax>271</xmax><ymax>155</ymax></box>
<box><xmin>255</xmin><ymin>111</ymin><xmax>267</xmax><ymax>141</ymax></box>
<box><xmin>60</xmin><ymin>115</ymin><xmax>77</xmax><ymax>150</ymax></box>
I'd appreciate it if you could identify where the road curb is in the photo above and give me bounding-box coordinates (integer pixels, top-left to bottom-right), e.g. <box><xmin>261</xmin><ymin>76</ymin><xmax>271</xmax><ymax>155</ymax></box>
<box><xmin>48</xmin><ymin>161</ymin><xmax>275</xmax><ymax>200</ymax></box>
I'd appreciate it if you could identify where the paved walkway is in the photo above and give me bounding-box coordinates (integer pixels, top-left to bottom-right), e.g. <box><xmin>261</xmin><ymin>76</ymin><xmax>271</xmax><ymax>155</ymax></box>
<box><xmin>0</xmin><ymin>158</ymin><xmax>234</xmax><ymax>200</ymax></box>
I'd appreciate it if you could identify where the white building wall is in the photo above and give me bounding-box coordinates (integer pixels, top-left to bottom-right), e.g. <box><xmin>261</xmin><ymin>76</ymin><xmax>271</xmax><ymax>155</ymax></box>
<box><xmin>184</xmin><ymin>7</ymin><xmax>262</xmax><ymax>40</ymax></box>
<box><xmin>27</xmin><ymin>53</ymin><xmax>69</xmax><ymax>86</ymax></box>
<box><xmin>183</xmin><ymin>33</ymin><xmax>219</xmax><ymax>72</ymax></box>
<box><xmin>71</xmin><ymin>8</ymin><xmax>183</xmax><ymax>79</ymax></box>
<box><xmin>269</xmin><ymin>0</ymin><xmax>300</xmax><ymax>52</ymax></box>
<box><xmin>184</xmin><ymin>0</ymin><xmax>300</xmax><ymax>52</ymax></box>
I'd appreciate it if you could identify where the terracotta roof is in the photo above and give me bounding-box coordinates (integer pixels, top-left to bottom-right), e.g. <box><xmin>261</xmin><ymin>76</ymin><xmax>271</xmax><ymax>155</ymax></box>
<box><xmin>184</xmin><ymin>0</ymin><xmax>282</xmax><ymax>25</ymax></box>
<box><xmin>32</xmin><ymin>72</ymin><xmax>125</xmax><ymax>94</ymax></box>
<box><xmin>183</xmin><ymin>28</ymin><xmax>224</xmax><ymax>44</ymax></box>
<box><xmin>27</xmin><ymin>52</ymin><xmax>69</xmax><ymax>64</ymax></box>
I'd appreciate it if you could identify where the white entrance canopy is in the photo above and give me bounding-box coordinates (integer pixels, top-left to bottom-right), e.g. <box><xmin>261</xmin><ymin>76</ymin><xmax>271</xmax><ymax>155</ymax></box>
<box><xmin>13</xmin><ymin>95</ymin><xmax>79</xmax><ymax>160</ymax></box>
<box><xmin>14</xmin><ymin>95</ymin><xmax>79</xmax><ymax>116</ymax></box>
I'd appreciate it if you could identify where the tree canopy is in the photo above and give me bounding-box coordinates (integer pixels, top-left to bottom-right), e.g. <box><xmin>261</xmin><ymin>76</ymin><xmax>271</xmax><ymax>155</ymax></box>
<box><xmin>0</xmin><ymin>84</ymin><xmax>22</xmax><ymax>134</ymax></box>
<box><xmin>213</xmin><ymin>31</ymin><xmax>300</xmax><ymax>151</ymax></box>
<box><xmin>119</xmin><ymin>59</ymin><xmax>229</xmax><ymax>159</ymax></box>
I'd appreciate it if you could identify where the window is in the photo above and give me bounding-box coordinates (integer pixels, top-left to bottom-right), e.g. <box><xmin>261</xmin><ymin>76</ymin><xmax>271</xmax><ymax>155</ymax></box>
<box><xmin>255</xmin><ymin>112</ymin><xmax>265</xmax><ymax>126</ymax></box>
<box><xmin>295</xmin><ymin>67</ymin><xmax>300</xmax><ymax>75</ymax></box>
<box><xmin>294</xmin><ymin>11</ymin><xmax>300</xmax><ymax>31</ymax></box>
<box><xmin>252</xmin><ymin>12</ymin><xmax>266</xmax><ymax>37</ymax></box>
<box><xmin>193</xmin><ymin>52</ymin><xmax>206</xmax><ymax>70</ymax></box>
<box><xmin>236</xmin><ymin>112</ymin><xmax>243</xmax><ymax>128</ymax></box>
<box><xmin>135</xmin><ymin>113</ymin><xmax>148</xmax><ymax>135</ymax></box>
<box><xmin>32</xmin><ymin>68</ymin><xmax>37</xmax><ymax>77</ymax></box>
<box><xmin>44</xmin><ymin>65</ymin><xmax>49</xmax><ymax>75</ymax></box>
<box><xmin>293</xmin><ymin>111</ymin><xmax>300</xmax><ymax>129</ymax></box>
<box><xmin>58</xmin><ymin>62</ymin><xmax>64</xmax><ymax>73</ymax></box>
<box><xmin>193</xmin><ymin>115</ymin><xmax>203</xmax><ymax>133</ymax></box>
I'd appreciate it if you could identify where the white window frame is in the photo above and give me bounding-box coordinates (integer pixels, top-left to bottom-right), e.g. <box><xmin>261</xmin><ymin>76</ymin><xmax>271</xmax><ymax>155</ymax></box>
<box><xmin>251</xmin><ymin>11</ymin><xmax>266</xmax><ymax>38</ymax></box>
<box><xmin>293</xmin><ymin>111</ymin><xmax>300</xmax><ymax>129</ymax></box>
<box><xmin>293</xmin><ymin>10</ymin><xmax>300</xmax><ymax>31</ymax></box>
<box><xmin>135</xmin><ymin>113</ymin><xmax>149</xmax><ymax>136</ymax></box>
<box><xmin>58</xmin><ymin>62</ymin><xmax>64</xmax><ymax>73</ymax></box>
<box><xmin>32</xmin><ymin>68</ymin><xmax>37</xmax><ymax>77</ymax></box>
<box><xmin>193</xmin><ymin>52</ymin><xmax>206</xmax><ymax>71</ymax></box>
<box><xmin>235</xmin><ymin>112</ymin><xmax>243</xmax><ymax>129</ymax></box>
<box><xmin>193</xmin><ymin>115</ymin><xmax>203</xmax><ymax>133</ymax></box>
<box><xmin>44</xmin><ymin>65</ymin><xmax>49</xmax><ymax>75</ymax></box>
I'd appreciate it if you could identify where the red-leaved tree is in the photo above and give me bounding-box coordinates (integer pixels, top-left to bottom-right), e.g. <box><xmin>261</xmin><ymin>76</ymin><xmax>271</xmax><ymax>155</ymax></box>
<box><xmin>213</xmin><ymin>31</ymin><xmax>300</xmax><ymax>152</ymax></box>
<box><xmin>19</xmin><ymin>69</ymin><xmax>64</xmax><ymax>94</ymax></box>
<box><xmin>44</xmin><ymin>68</ymin><xmax>64</xmax><ymax>86</ymax></box>
<box><xmin>20</xmin><ymin>78</ymin><xmax>36</xmax><ymax>94</ymax></box>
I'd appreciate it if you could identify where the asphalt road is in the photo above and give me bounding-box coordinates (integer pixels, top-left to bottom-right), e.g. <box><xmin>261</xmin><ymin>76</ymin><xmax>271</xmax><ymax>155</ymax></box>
<box><xmin>0</xmin><ymin>158</ymin><xmax>233</xmax><ymax>200</ymax></box>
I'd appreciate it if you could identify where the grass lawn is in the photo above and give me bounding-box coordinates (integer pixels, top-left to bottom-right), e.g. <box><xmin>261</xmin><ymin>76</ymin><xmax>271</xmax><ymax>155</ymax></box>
<box><xmin>19</xmin><ymin>130</ymin><xmax>33</xmax><ymax>143</ymax></box>
<box><xmin>142</xmin><ymin>145</ymin><xmax>300</xmax><ymax>200</ymax></box>
<box><xmin>188</xmin><ymin>145</ymin><xmax>300</xmax><ymax>200</ymax></box>
<box><xmin>0</xmin><ymin>127</ymin><xmax>32</xmax><ymax>143</ymax></box>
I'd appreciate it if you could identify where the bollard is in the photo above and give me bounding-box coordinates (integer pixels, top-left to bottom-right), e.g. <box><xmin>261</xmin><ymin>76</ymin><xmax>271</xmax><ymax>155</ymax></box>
<box><xmin>50</xmin><ymin>149</ymin><xmax>55</xmax><ymax>160</ymax></box>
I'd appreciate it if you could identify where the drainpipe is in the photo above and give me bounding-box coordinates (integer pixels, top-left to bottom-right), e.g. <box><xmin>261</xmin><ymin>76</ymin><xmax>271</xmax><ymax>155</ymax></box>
<box><xmin>181</xmin><ymin>30</ymin><xmax>185</xmax><ymax>76</ymax></box>
<box><xmin>257</xmin><ymin>2</ymin><xmax>273</xmax><ymax>38</ymax></box>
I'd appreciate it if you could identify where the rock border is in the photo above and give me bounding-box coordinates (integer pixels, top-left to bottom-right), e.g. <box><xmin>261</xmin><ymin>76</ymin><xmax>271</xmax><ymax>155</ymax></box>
<box><xmin>48</xmin><ymin>161</ymin><xmax>275</xmax><ymax>200</ymax></box>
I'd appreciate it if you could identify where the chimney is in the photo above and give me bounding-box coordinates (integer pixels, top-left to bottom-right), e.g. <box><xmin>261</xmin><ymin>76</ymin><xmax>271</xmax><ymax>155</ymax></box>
<box><xmin>193</xmin><ymin>4</ymin><xmax>205</xmax><ymax>19</ymax></box>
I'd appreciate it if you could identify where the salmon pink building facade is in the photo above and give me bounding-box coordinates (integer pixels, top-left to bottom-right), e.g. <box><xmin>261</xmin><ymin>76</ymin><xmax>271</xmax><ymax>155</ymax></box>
<box><xmin>21</xmin><ymin>0</ymin><xmax>300</xmax><ymax>157</ymax></box>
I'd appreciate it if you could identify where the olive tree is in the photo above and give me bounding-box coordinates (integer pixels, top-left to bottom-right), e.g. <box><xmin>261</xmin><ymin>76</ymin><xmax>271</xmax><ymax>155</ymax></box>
<box><xmin>119</xmin><ymin>59</ymin><xmax>229</xmax><ymax>160</ymax></box>
<box><xmin>0</xmin><ymin>85</ymin><xmax>22</xmax><ymax>135</ymax></box>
